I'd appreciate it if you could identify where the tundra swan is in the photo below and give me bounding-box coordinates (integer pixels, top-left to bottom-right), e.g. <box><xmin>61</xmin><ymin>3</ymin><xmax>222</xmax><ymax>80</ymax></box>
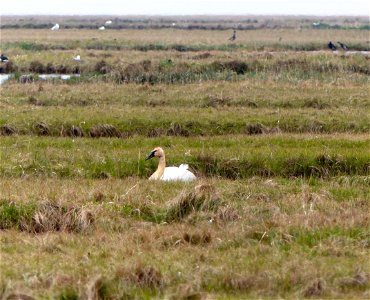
<box><xmin>99</xmin><ymin>26</ymin><xmax>105</xmax><ymax>30</ymax></box>
<box><xmin>145</xmin><ymin>147</ymin><xmax>196</xmax><ymax>182</ymax></box>
<box><xmin>73</xmin><ymin>55</ymin><xmax>81</xmax><ymax>61</ymax></box>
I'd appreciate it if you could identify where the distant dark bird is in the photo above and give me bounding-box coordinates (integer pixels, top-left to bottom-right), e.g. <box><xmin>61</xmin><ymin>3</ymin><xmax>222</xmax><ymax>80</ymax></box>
<box><xmin>228</xmin><ymin>30</ymin><xmax>236</xmax><ymax>42</ymax></box>
<box><xmin>0</xmin><ymin>54</ymin><xmax>8</xmax><ymax>62</ymax></box>
<box><xmin>328</xmin><ymin>41</ymin><xmax>336</xmax><ymax>51</ymax></box>
<box><xmin>338</xmin><ymin>41</ymin><xmax>349</xmax><ymax>51</ymax></box>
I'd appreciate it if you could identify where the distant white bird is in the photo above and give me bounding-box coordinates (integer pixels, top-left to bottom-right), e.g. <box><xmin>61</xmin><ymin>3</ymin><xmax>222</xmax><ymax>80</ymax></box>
<box><xmin>51</xmin><ymin>23</ymin><xmax>59</xmax><ymax>30</ymax></box>
<box><xmin>98</xmin><ymin>26</ymin><xmax>105</xmax><ymax>30</ymax></box>
<box><xmin>145</xmin><ymin>147</ymin><xmax>196</xmax><ymax>182</ymax></box>
<box><xmin>0</xmin><ymin>54</ymin><xmax>9</xmax><ymax>62</ymax></box>
<box><xmin>172</xmin><ymin>22</ymin><xmax>176</xmax><ymax>27</ymax></box>
<box><xmin>312</xmin><ymin>22</ymin><xmax>320</xmax><ymax>27</ymax></box>
<box><xmin>105</xmin><ymin>20</ymin><xmax>112</xmax><ymax>25</ymax></box>
<box><xmin>73</xmin><ymin>55</ymin><xmax>81</xmax><ymax>61</ymax></box>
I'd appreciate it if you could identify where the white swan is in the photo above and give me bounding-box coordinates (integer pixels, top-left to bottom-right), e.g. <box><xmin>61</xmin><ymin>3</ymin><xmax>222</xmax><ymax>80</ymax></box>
<box><xmin>73</xmin><ymin>55</ymin><xmax>81</xmax><ymax>61</ymax></box>
<box><xmin>98</xmin><ymin>26</ymin><xmax>105</xmax><ymax>30</ymax></box>
<box><xmin>145</xmin><ymin>147</ymin><xmax>196</xmax><ymax>182</ymax></box>
<box><xmin>51</xmin><ymin>24</ymin><xmax>59</xmax><ymax>31</ymax></box>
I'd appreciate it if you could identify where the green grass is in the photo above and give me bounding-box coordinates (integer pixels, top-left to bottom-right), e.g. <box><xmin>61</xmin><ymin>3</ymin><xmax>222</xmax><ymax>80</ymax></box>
<box><xmin>0</xmin><ymin>135</ymin><xmax>368</xmax><ymax>179</ymax></box>
<box><xmin>0</xmin><ymin>200</ymin><xmax>36</xmax><ymax>230</ymax></box>
<box><xmin>1</xmin><ymin>105</ymin><xmax>369</xmax><ymax>136</ymax></box>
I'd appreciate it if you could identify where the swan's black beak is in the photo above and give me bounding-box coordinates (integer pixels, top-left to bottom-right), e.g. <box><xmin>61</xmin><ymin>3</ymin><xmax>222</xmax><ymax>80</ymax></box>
<box><xmin>145</xmin><ymin>150</ymin><xmax>156</xmax><ymax>161</ymax></box>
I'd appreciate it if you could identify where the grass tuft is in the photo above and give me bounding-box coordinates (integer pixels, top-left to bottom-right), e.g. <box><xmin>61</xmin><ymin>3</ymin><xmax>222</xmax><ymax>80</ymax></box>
<box><xmin>245</xmin><ymin>123</ymin><xmax>265</xmax><ymax>135</ymax></box>
<box><xmin>59</xmin><ymin>288</ymin><xmax>79</xmax><ymax>300</ymax></box>
<box><xmin>183</xmin><ymin>230</ymin><xmax>212</xmax><ymax>245</ymax></box>
<box><xmin>165</xmin><ymin>184</ymin><xmax>222</xmax><ymax>222</ymax></box>
<box><xmin>30</xmin><ymin>202</ymin><xmax>94</xmax><ymax>233</ymax></box>
<box><xmin>89</xmin><ymin>124</ymin><xmax>122</xmax><ymax>138</ymax></box>
<box><xmin>4</xmin><ymin>293</ymin><xmax>35</xmax><ymax>300</ymax></box>
<box><xmin>225</xmin><ymin>275</ymin><xmax>254</xmax><ymax>291</ymax></box>
<box><xmin>116</xmin><ymin>264</ymin><xmax>164</xmax><ymax>290</ymax></box>
<box><xmin>339</xmin><ymin>272</ymin><xmax>369</xmax><ymax>291</ymax></box>
<box><xmin>0</xmin><ymin>124</ymin><xmax>18</xmax><ymax>136</ymax></box>
<box><xmin>303</xmin><ymin>279</ymin><xmax>325</xmax><ymax>298</ymax></box>
<box><xmin>166</xmin><ymin>123</ymin><xmax>190</xmax><ymax>137</ymax></box>
<box><xmin>61</xmin><ymin>125</ymin><xmax>85</xmax><ymax>137</ymax></box>
<box><xmin>85</xmin><ymin>276</ymin><xmax>111</xmax><ymax>300</ymax></box>
<box><xmin>33</xmin><ymin>122</ymin><xmax>50</xmax><ymax>136</ymax></box>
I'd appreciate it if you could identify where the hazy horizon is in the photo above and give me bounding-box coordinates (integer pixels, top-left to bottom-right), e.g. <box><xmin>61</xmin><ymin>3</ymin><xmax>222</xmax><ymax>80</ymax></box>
<box><xmin>1</xmin><ymin>0</ymin><xmax>369</xmax><ymax>16</ymax></box>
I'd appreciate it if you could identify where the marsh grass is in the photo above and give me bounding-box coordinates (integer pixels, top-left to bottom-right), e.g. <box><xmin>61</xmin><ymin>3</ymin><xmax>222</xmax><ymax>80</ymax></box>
<box><xmin>165</xmin><ymin>183</ymin><xmax>222</xmax><ymax>222</ymax></box>
<box><xmin>0</xmin><ymin>135</ymin><xmax>368</xmax><ymax>179</ymax></box>
<box><xmin>0</xmin><ymin>106</ymin><xmax>369</xmax><ymax>137</ymax></box>
<box><xmin>0</xmin><ymin>177</ymin><xmax>368</xmax><ymax>298</ymax></box>
<box><xmin>1</xmin><ymin>22</ymin><xmax>369</xmax><ymax>299</ymax></box>
<box><xmin>0</xmin><ymin>200</ymin><xmax>94</xmax><ymax>233</ymax></box>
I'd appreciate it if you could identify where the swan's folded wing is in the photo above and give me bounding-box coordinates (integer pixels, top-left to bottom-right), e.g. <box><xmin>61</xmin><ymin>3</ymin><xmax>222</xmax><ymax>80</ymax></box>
<box><xmin>161</xmin><ymin>166</ymin><xmax>196</xmax><ymax>181</ymax></box>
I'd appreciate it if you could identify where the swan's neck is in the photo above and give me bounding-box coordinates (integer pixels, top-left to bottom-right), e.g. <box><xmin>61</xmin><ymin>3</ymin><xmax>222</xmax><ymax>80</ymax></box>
<box><xmin>150</xmin><ymin>155</ymin><xmax>166</xmax><ymax>180</ymax></box>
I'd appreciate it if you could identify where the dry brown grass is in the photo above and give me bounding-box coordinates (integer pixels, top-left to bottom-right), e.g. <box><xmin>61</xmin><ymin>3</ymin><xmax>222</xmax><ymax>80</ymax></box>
<box><xmin>89</xmin><ymin>124</ymin><xmax>122</xmax><ymax>138</ymax></box>
<box><xmin>19</xmin><ymin>201</ymin><xmax>94</xmax><ymax>233</ymax></box>
<box><xmin>165</xmin><ymin>184</ymin><xmax>222</xmax><ymax>222</ymax></box>
<box><xmin>60</xmin><ymin>125</ymin><xmax>85</xmax><ymax>137</ymax></box>
<box><xmin>33</xmin><ymin>122</ymin><xmax>50</xmax><ymax>136</ymax></box>
<box><xmin>0</xmin><ymin>175</ymin><xmax>368</xmax><ymax>298</ymax></box>
<box><xmin>1</xmin><ymin>28</ymin><xmax>368</xmax><ymax>45</ymax></box>
<box><xmin>0</xmin><ymin>124</ymin><xmax>18</xmax><ymax>136</ymax></box>
<box><xmin>115</xmin><ymin>263</ymin><xmax>164</xmax><ymax>290</ymax></box>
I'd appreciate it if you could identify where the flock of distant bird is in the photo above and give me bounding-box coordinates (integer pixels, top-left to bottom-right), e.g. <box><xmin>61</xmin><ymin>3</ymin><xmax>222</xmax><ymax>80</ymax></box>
<box><xmin>227</xmin><ymin>31</ymin><xmax>351</xmax><ymax>52</ymax></box>
<box><xmin>51</xmin><ymin>20</ymin><xmax>112</xmax><ymax>31</ymax></box>
<box><xmin>0</xmin><ymin>27</ymin><xmax>353</xmax><ymax>66</ymax></box>
<box><xmin>328</xmin><ymin>41</ymin><xmax>349</xmax><ymax>51</ymax></box>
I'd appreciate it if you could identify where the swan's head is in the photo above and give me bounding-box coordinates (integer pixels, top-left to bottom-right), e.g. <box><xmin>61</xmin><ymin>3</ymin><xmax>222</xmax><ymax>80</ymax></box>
<box><xmin>145</xmin><ymin>147</ymin><xmax>164</xmax><ymax>160</ymax></box>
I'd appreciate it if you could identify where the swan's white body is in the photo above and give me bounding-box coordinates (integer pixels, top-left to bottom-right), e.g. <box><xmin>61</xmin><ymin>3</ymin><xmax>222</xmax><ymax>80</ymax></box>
<box><xmin>51</xmin><ymin>24</ymin><xmax>59</xmax><ymax>30</ymax></box>
<box><xmin>146</xmin><ymin>147</ymin><xmax>196</xmax><ymax>182</ymax></box>
<box><xmin>157</xmin><ymin>164</ymin><xmax>196</xmax><ymax>182</ymax></box>
<box><xmin>99</xmin><ymin>26</ymin><xmax>105</xmax><ymax>30</ymax></box>
<box><xmin>73</xmin><ymin>55</ymin><xmax>81</xmax><ymax>61</ymax></box>
<box><xmin>105</xmin><ymin>20</ymin><xmax>112</xmax><ymax>25</ymax></box>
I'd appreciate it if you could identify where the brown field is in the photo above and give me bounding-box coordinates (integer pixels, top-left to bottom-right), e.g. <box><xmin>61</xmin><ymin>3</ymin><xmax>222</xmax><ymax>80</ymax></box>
<box><xmin>2</xmin><ymin>28</ymin><xmax>369</xmax><ymax>45</ymax></box>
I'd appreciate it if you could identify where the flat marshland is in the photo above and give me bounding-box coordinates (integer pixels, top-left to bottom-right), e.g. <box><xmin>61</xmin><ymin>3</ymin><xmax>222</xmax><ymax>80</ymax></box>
<box><xmin>0</xmin><ymin>16</ymin><xmax>369</xmax><ymax>299</ymax></box>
